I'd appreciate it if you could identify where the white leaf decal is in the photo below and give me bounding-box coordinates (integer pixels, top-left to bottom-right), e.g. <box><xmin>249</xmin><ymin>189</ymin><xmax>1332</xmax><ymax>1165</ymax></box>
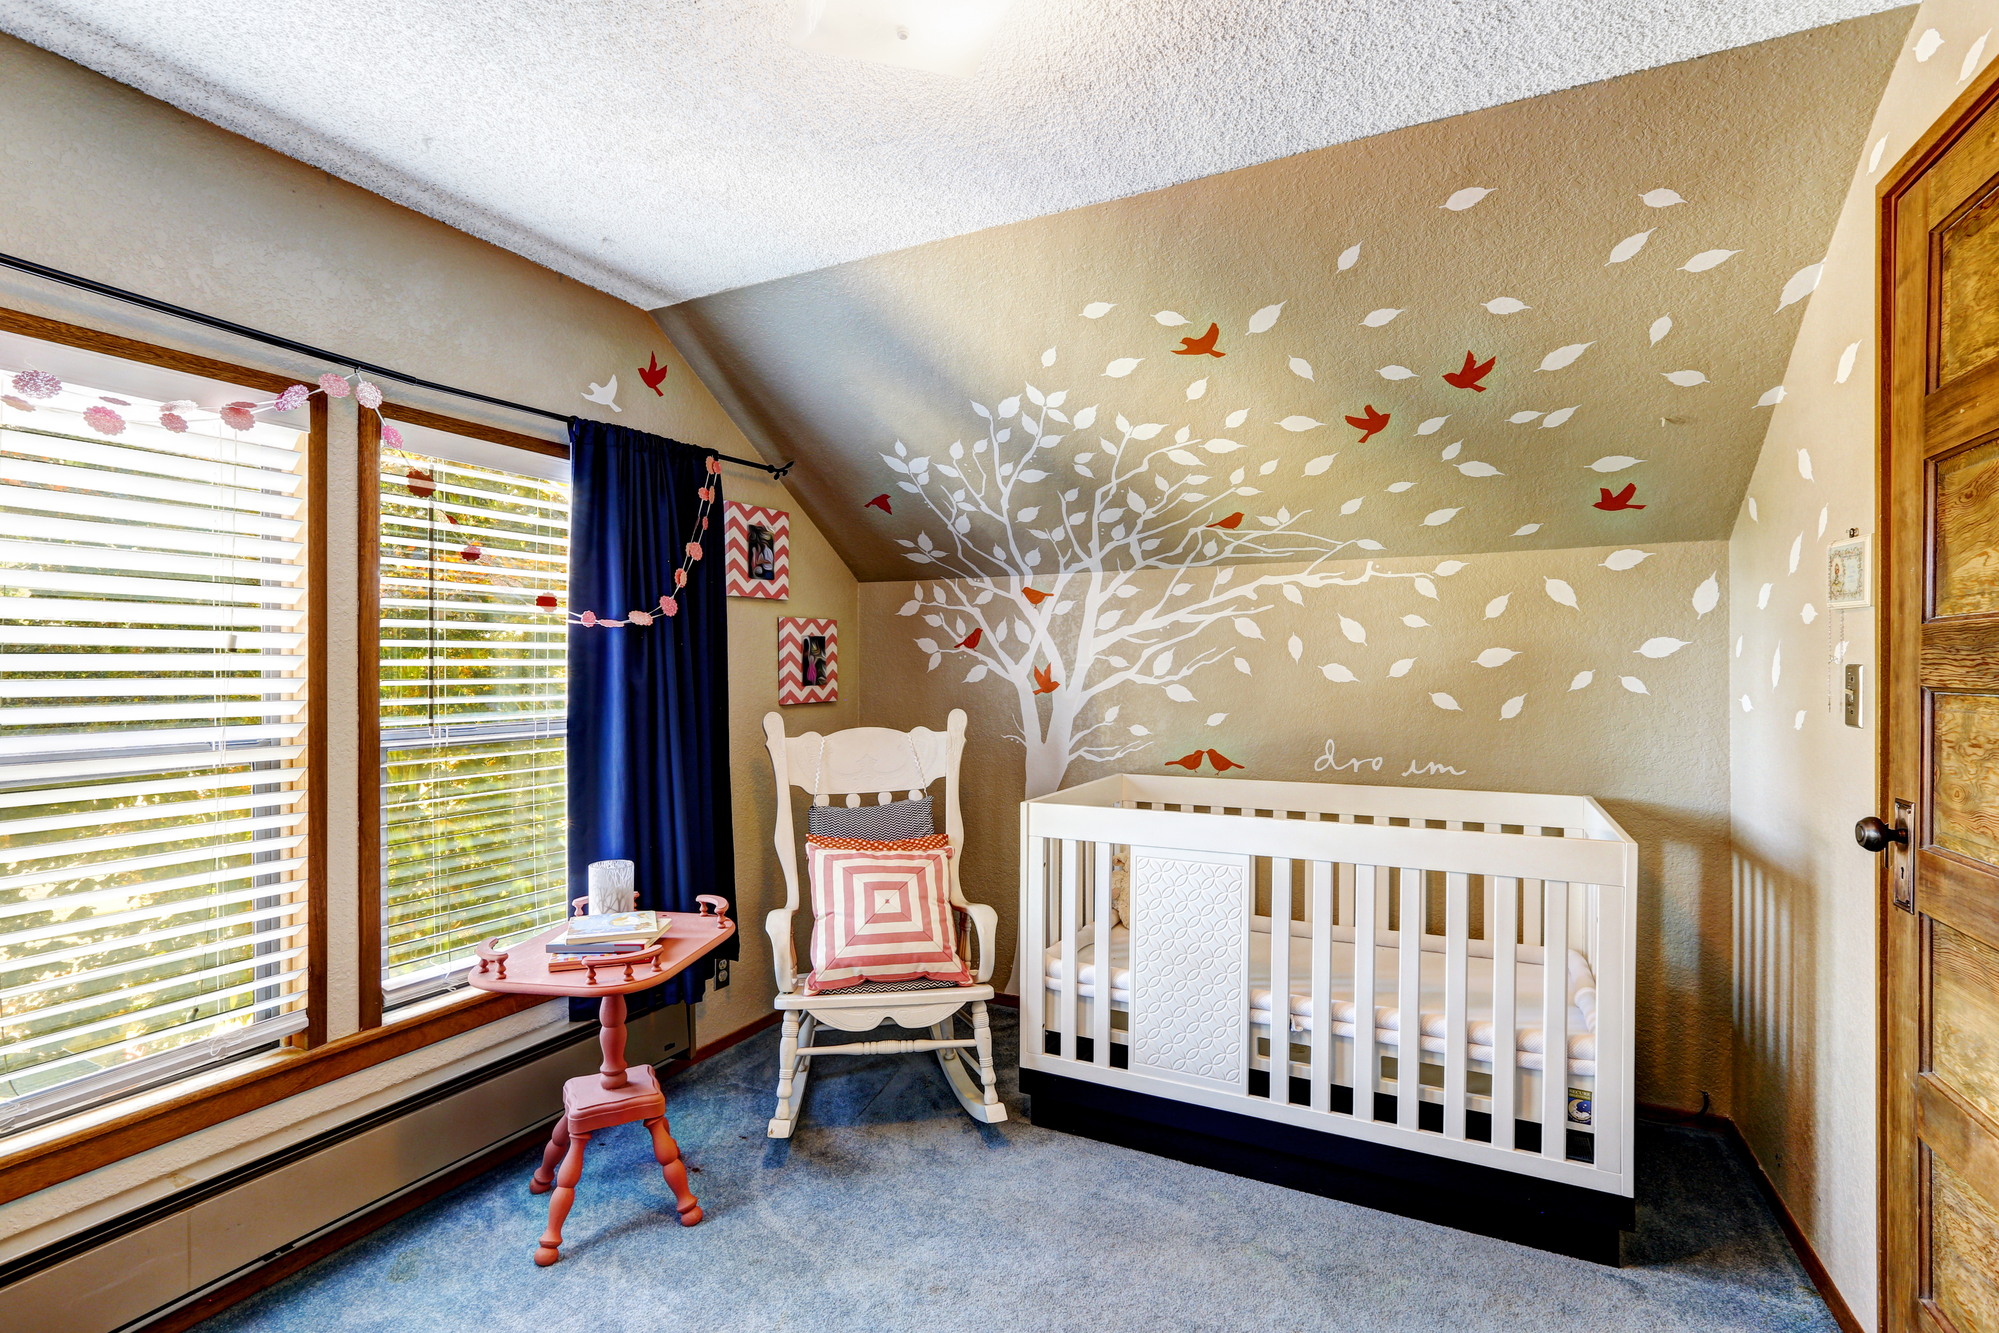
<box><xmin>1154</xmin><ymin>310</ymin><xmax>1190</xmax><ymax>326</ymax></box>
<box><xmin>1915</xmin><ymin>28</ymin><xmax>1943</xmax><ymax>61</ymax></box>
<box><xmin>1663</xmin><ymin>370</ymin><xmax>1708</xmax><ymax>386</ymax></box>
<box><xmin>1128</xmin><ymin>725</ymin><xmax>1150</xmax><ymax>736</ymax></box>
<box><xmin>1441</xmin><ymin>442</ymin><xmax>1463</xmax><ymax>460</ymax></box>
<box><xmin>1341</xmin><ymin>498</ymin><xmax>1363</xmax><ymax>514</ymax></box>
<box><xmin>1387</xmin><ymin>481</ymin><xmax>1415</xmax><ymax>492</ymax></box>
<box><xmin>1042</xmin><ymin>347</ymin><xmax>1056</xmax><ymax>367</ymax></box>
<box><xmin>1650</xmin><ymin>316</ymin><xmax>1673</xmax><ymax>345</ymax></box>
<box><xmin>965</xmin><ymin>665</ymin><xmax>988</xmax><ymax>683</ymax></box>
<box><xmin>915</xmin><ymin>638</ymin><xmax>938</xmax><ymax>653</ymax></box>
<box><xmin>1758</xmin><ymin>582</ymin><xmax>1772</xmax><ymax>609</ymax></box>
<box><xmin>1795</xmin><ymin>710</ymin><xmax>1807</xmax><ymax>730</ymax></box>
<box><xmin>1963</xmin><ymin>31</ymin><xmax>1990</xmax><ymax>82</ymax></box>
<box><xmin>1414</xmin><ymin>577</ymin><xmax>1438</xmax><ymax>599</ymax></box>
<box><xmin>1509</xmin><ymin>410</ymin><xmax>1543</xmax><ymax>424</ymax></box>
<box><xmin>1321</xmin><ymin>663</ymin><xmax>1358</xmax><ymax>683</ymax></box>
<box><xmin>1607</xmin><ymin>230</ymin><xmax>1654</xmax><ymax>264</ymax></box>
<box><xmin>1389</xmin><ymin>658</ymin><xmax>1416</xmax><ymax>677</ymax></box>
<box><xmin>1104</xmin><ymin>358</ymin><xmax>1142</xmax><ymax>378</ymax></box>
<box><xmin>1602</xmin><ymin>549</ymin><xmax>1651</xmax><ymax>570</ymax></box>
<box><xmin>1186</xmin><ymin>377</ymin><xmax>1208</xmax><ymax>400</ymax></box>
<box><xmin>1541</xmin><ymin>406</ymin><xmax>1577</xmax><ymax>427</ymax></box>
<box><xmin>1741</xmin><ymin>695</ymin><xmax>1754</xmax><ymax>712</ymax></box>
<box><xmin>1338</xmin><ymin>244</ymin><xmax>1361</xmax><ymax>270</ymax></box>
<box><xmin>1789</xmin><ymin>533</ymin><xmax>1803</xmax><ymax>573</ymax></box>
<box><xmin>1234</xmin><ymin>618</ymin><xmax>1264</xmax><ymax>640</ymax></box>
<box><xmin>1620</xmin><ymin>676</ymin><xmax>1649</xmax><ymax>695</ymax></box>
<box><xmin>1818</xmin><ymin>506</ymin><xmax>1829</xmax><ymax>538</ymax></box>
<box><xmin>1475</xmin><ymin>648</ymin><xmax>1519</xmax><ymax>668</ymax></box>
<box><xmin>1484</xmin><ymin>297</ymin><xmax>1530</xmax><ymax>314</ymax></box>
<box><xmin>1501</xmin><ymin>695</ymin><xmax>1526</xmax><ymax>719</ymax></box>
<box><xmin>1681</xmin><ymin>249</ymin><xmax>1741</xmax><ymax>273</ymax></box>
<box><xmin>1105</xmin><ymin>705</ymin><xmax>1120</xmax><ymax>722</ymax></box>
<box><xmin>1167</xmin><ymin>450</ymin><xmax>1199</xmax><ymax>465</ymax></box>
<box><xmin>1569</xmin><ymin>671</ymin><xmax>1594</xmax><ymax>691</ymax></box>
<box><xmin>1836</xmin><ymin>341</ymin><xmax>1859</xmax><ymax>383</ymax></box>
<box><xmin>1802</xmin><ymin>603</ymin><xmax>1818</xmax><ymax>624</ymax></box>
<box><xmin>1074</xmin><ymin>405</ymin><xmax>1098</xmax><ymax>428</ymax></box>
<box><xmin>1434</xmin><ymin>561</ymin><xmax>1465</xmax><ymax>575</ymax></box>
<box><xmin>1869</xmin><ymin>137</ymin><xmax>1887</xmax><ymax>173</ymax></box>
<box><xmin>1207</xmin><ymin>712</ymin><xmax>1228</xmax><ymax>725</ymax></box>
<box><xmin>1422</xmin><ymin>508</ymin><xmax>1461</xmax><ymax>526</ymax></box>
<box><xmin>1289</xmin><ymin>357</ymin><xmax>1314</xmax><ymax>381</ymax></box>
<box><xmin>1362</xmin><ymin>308</ymin><xmax>1404</xmax><ymax>327</ymax></box>
<box><xmin>1587</xmin><ymin>455</ymin><xmax>1644</xmax><ymax>472</ymax></box>
<box><xmin>1538</xmin><ymin>342</ymin><xmax>1593</xmax><ymax>371</ymax></box>
<box><xmin>1081</xmin><ymin>302</ymin><xmax>1115</xmax><ymax>318</ymax></box>
<box><xmin>1288</xmin><ymin>634</ymin><xmax>1303</xmax><ymax>661</ymax></box>
<box><xmin>1304</xmin><ymin>454</ymin><xmax>1338</xmax><ymax>475</ymax></box>
<box><xmin>1129</xmin><ymin>423</ymin><xmax>1165</xmax><ymax>440</ymax></box>
<box><xmin>1339</xmin><ymin>615</ymin><xmax>1366</xmax><ymax>644</ymax></box>
<box><xmin>1225</xmin><ymin>409</ymin><xmax>1247</xmax><ymax>428</ymax></box>
<box><xmin>1246</xmin><ymin>302</ymin><xmax>1285</xmax><ymax>334</ymax></box>
<box><xmin>1485</xmin><ymin>595</ymin><xmax>1509</xmax><ymax>618</ymax></box>
<box><xmin>1403</xmin><ymin>614</ymin><xmax>1429</xmax><ymax>627</ymax></box>
<box><xmin>1778</xmin><ymin>262</ymin><xmax>1824</xmax><ymax>312</ymax></box>
<box><xmin>1277</xmin><ymin>416</ymin><xmax>1323</xmax><ymax>432</ymax></box>
<box><xmin>1693</xmin><ymin>573</ymin><xmax>1720</xmax><ymax>616</ymax></box>
<box><xmin>1544</xmin><ymin>578</ymin><xmax>1579</xmax><ymax>609</ymax></box>
<box><xmin>1203</xmin><ymin>439</ymin><xmax>1242</xmax><ymax>453</ymax></box>
<box><xmin>1378</xmin><ymin>365</ymin><xmax>1417</xmax><ymax>380</ymax></box>
<box><xmin>1441</xmin><ymin>187</ymin><xmax>1492</xmax><ymax>211</ymax></box>
<box><xmin>1165</xmin><ymin>684</ymin><xmax>1197</xmax><ymax>702</ymax></box>
<box><xmin>1637</xmin><ymin>637</ymin><xmax>1689</xmax><ymax>658</ymax></box>
<box><xmin>1771</xmin><ymin>643</ymin><xmax>1782</xmax><ymax>688</ymax></box>
<box><xmin>1430</xmin><ymin>692</ymin><xmax>1462</xmax><ymax>711</ymax></box>
<box><xmin>1512</xmin><ymin>524</ymin><xmax>1541</xmax><ymax>536</ymax></box>
<box><xmin>1154</xmin><ymin>649</ymin><xmax>1174</xmax><ymax>673</ymax></box>
<box><xmin>1458</xmin><ymin>461</ymin><xmax>1502</xmax><ymax>477</ymax></box>
<box><xmin>1640</xmin><ymin>188</ymin><xmax>1685</xmax><ymax>208</ymax></box>
<box><xmin>1758</xmin><ymin>386</ymin><xmax>1787</xmax><ymax>407</ymax></box>
<box><xmin>1416</xmin><ymin>415</ymin><xmax>1449</xmax><ymax>435</ymax></box>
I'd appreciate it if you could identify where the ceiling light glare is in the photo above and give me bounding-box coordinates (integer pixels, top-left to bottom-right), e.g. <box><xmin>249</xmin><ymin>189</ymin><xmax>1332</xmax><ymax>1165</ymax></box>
<box><xmin>790</xmin><ymin>0</ymin><xmax>1014</xmax><ymax>78</ymax></box>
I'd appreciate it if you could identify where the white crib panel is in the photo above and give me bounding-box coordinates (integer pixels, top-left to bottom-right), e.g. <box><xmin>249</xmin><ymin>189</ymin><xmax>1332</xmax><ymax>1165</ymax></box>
<box><xmin>1309</xmin><ymin>860</ymin><xmax>1334</xmax><ymax>1112</ymax></box>
<box><xmin>1443</xmin><ymin>871</ymin><xmax>1469</xmax><ymax>1141</ymax></box>
<box><xmin>1353</xmin><ymin>865</ymin><xmax>1378</xmax><ymax>1117</ymax></box>
<box><xmin>1059</xmin><ymin>839</ymin><xmax>1081</xmax><ymax>1061</ymax></box>
<box><xmin>1491</xmin><ymin>876</ymin><xmax>1519</xmax><ymax>1141</ymax></box>
<box><xmin>1269</xmin><ymin>857</ymin><xmax>1292</xmax><ymax>1104</ymax></box>
<box><xmin>1396</xmin><ymin>867</ymin><xmax>1423</xmax><ymax>1131</ymax></box>
<box><xmin>1127</xmin><ymin>847</ymin><xmax>1254</xmax><ymax>1095</ymax></box>
<box><xmin>1541</xmin><ymin>879</ymin><xmax>1570</xmax><ymax>1160</ymax></box>
<box><xmin>1093</xmin><ymin>840</ymin><xmax>1113</xmax><ymax>1069</ymax></box>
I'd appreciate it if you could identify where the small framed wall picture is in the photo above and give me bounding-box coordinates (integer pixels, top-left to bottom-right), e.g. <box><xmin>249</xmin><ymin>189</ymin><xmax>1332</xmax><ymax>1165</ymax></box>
<box><xmin>778</xmin><ymin>617</ymin><xmax>837</xmax><ymax>705</ymax></box>
<box><xmin>725</xmin><ymin>501</ymin><xmax>789</xmax><ymax>600</ymax></box>
<box><xmin>1827</xmin><ymin>534</ymin><xmax>1872</xmax><ymax>609</ymax></box>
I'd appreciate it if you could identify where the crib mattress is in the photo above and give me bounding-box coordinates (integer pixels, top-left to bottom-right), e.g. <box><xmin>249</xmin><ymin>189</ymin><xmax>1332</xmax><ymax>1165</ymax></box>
<box><xmin>1043</xmin><ymin>926</ymin><xmax>1597</xmax><ymax>1075</ymax></box>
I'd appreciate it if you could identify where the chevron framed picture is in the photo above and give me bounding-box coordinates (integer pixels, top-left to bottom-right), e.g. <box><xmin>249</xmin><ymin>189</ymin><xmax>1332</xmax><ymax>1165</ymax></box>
<box><xmin>778</xmin><ymin>617</ymin><xmax>837</xmax><ymax>705</ymax></box>
<box><xmin>725</xmin><ymin>501</ymin><xmax>789</xmax><ymax>599</ymax></box>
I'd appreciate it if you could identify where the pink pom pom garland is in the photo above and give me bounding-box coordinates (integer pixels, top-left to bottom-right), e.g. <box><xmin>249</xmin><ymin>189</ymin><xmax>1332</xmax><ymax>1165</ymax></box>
<box><xmin>568</xmin><ymin>451</ymin><xmax>720</xmax><ymax>630</ymax></box>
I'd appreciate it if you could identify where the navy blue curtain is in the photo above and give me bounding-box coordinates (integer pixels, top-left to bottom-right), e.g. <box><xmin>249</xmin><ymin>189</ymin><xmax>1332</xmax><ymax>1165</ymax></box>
<box><xmin>566</xmin><ymin>419</ymin><xmax>735</xmax><ymax>1019</ymax></box>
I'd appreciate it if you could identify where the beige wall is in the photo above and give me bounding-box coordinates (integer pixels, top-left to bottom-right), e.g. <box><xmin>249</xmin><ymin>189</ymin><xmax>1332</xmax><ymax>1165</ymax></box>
<box><xmin>0</xmin><ymin>33</ymin><xmax>850</xmax><ymax>1250</ymax></box>
<box><xmin>1727</xmin><ymin>4</ymin><xmax>1992</xmax><ymax>1325</ymax></box>
<box><xmin>861</xmin><ymin>540</ymin><xmax>1734</xmax><ymax>1112</ymax></box>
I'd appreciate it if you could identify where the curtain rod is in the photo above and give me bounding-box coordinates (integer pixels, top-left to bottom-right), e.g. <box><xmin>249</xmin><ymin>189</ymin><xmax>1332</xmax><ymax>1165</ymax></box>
<box><xmin>0</xmin><ymin>249</ymin><xmax>794</xmax><ymax>479</ymax></box>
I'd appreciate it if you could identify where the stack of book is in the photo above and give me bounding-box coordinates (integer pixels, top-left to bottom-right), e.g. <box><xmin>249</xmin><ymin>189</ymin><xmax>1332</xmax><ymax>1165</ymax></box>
<box><xmin>545</xmin><ymin>910</ymin><xmax>668</xmax><ymax>972</ymax></box>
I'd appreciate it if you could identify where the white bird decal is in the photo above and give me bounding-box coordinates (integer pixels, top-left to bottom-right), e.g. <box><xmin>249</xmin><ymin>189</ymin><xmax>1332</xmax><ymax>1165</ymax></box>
<box><xmin>583</xmin><ymin>376</ymin><xmax>622</xmax><ymax>412</ymax></box>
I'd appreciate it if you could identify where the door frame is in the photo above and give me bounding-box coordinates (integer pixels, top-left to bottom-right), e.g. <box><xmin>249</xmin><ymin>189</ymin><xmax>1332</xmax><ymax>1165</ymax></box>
<box><xmin>1877</xmin><ymin>54</ymin><xmax>1999</xmax><ymax>1333</ymax></box>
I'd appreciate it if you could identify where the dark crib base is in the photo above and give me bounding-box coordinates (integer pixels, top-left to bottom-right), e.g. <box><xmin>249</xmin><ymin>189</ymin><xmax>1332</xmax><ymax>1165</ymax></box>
<box><xmin>1021</xmin><ymin>1065</ymin><xmax>1633</xmax><ymax>1266</ymax></box>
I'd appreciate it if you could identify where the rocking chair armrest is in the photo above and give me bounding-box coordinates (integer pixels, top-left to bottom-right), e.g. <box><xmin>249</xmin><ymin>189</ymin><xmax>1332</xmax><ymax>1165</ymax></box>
<box><xmin>765</xmin><ymin>907</ymin><xmax>800</xmax><ymax>993</ymax></box>
<box><xmin>962</xmin><ymin>902</ymin><xmax>999</xmax><ymax>984</ymax></box>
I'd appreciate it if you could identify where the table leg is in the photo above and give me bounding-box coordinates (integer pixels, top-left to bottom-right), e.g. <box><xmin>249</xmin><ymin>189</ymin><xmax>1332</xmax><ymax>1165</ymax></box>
<box><xmin>535</xmin><ymin>1125</ymin><xmax>590</xmax><ymax>1266</ymax></box>
<box><xmin>598</xmin><ymin>993</ymin><xmax>629</xmax><ymax>1090</ymax></box>
<box><xmin>529</xmin><ymin>1117</ymin><xmax>569</xmax><ymax>1194</ymax></box>
<box><xmin>644</xmin><ymin>1114</ymin><xmax>703</xmax><ymax>1226</ymax></box>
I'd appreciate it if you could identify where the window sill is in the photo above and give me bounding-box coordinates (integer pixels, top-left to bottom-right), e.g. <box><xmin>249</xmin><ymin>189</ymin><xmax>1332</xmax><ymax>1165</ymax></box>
<box><xmin>0</xmin><ymin>986</ymin><xmax>548</xmax><ymax>1207</ymax></box>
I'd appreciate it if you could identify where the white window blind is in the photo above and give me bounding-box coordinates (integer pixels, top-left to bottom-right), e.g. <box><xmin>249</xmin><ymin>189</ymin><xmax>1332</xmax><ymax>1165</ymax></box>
<box><xmin>0</xmin><ymin>373</ymin><xmax>311</xmax><ymax>1130</ymax></box>
<box><xmin>378</xmin><ymin>438</ymin><xmax>567</xmax><ymax>1009</ymax></box>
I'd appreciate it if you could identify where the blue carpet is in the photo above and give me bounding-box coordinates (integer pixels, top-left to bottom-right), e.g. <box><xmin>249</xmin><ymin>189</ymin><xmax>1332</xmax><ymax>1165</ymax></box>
<box><xmin>197</xmin><ymin>1009</ymin><xmax>1836</xmax><ymax>1333</ymax></box>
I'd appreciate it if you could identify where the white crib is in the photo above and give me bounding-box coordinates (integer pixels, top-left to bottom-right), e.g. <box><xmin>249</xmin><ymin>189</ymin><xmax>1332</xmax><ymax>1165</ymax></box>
<box><xmin>1019</xmin><ymin>773</ymin><xmax>1638</xmax><ymax>1256</ymax></box>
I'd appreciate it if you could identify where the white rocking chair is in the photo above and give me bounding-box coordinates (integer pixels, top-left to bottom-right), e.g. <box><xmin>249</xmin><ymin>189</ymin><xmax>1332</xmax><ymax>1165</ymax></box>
<box><xmin>761</xmin><ymin>708</ymin><xmax>1006</xmax><ymax>1138</ymax></box>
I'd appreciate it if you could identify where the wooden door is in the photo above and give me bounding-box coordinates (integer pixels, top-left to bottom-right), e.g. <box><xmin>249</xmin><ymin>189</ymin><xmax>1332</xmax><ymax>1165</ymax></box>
<box><xmin>1882</xmin><ymin>66</ymin><xmax>1999</xmax><ymax>1333</ymax></box>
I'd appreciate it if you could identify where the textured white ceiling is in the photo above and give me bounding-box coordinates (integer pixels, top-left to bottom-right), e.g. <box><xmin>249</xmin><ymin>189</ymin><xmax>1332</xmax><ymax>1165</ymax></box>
<box><xmin>2</xmin><ymin>1</ymin><xmax>1910</xmax><ymax>306</ymax></box>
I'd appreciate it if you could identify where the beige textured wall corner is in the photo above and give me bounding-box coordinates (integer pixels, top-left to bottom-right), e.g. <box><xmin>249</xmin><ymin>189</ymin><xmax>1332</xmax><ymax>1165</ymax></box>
<box><xmin>862</xmin><ymin>540</ymin><xmax>1732</xmax><ymax>1113</ymax></box>
<box><xmin>1726</xmin><ymin>3</ymin><xmax>1994</xmax><ymax>1325</ymax></box>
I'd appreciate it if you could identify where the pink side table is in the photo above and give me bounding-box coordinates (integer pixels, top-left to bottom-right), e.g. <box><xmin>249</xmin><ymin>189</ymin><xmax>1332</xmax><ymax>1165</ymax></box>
<box><xmin>469</xmin><ymin>894</ymin><xmax>737</xmax><ymax>1266</ymax></box>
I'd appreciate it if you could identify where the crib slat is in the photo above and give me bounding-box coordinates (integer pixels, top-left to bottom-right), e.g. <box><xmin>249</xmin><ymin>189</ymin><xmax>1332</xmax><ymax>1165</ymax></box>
<box><xmin>1309</xmin><ymin>860</ymin><xmax>1333</xmax><ymax>1112</ymax></box>
<box><xmin>1492</xmin><ymin>876</ymin><xmax>1518</xmax><ymax>1147</ymax></box>
<box><xmin>1093</xmin><ymin>840</ymin><xmax>1113</xmax><ymax>1069</ymax></box>
<box><xmin>1397</xmin><ymin>866</ymin><xmax>1423</xmax><ymax>1131</ymax></box>
<box><xmin>1541</xmin><ymin>879</ymin><xmax>1569</xmax><ymax>1159</ymax></box>
<box><xmin>1353</xmin><ymin>864</ymin><xmax>1377</xmax><ymax>1120</ymax></box>
<box><xmin>1024</xmin><ymin>835</ymin><xmax>1047</xmax><ymax>1064</ymax></box>
<box><xmin>1059</xmin><ymin>839</ymin><xmax>1080</xmax><ymax>1061</ymax></box>
<box><xmin>1590</xmin><ymin>882</ymin><xmax>1623</xmax><ymax>1175</ymax></box>
<box><xmin>1522</xmin><ymin>875</ymin><xmax>1542</xmax><ymax>944</ymax></box>
<box><xmin>1269</xmin><ymin>857</ymin><xmax>1292</xmax><ymax>1102</ymax></box>
<box><xmin>1443</xmin><ymin>870</ymin><xmax>1469</xmax><ymax>1140</ymax></box>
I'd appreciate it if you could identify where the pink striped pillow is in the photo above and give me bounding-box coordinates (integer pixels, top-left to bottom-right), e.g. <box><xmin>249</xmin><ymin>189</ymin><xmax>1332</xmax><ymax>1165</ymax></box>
<box><xmin>804</xmin><ymin>844</ymin><xmax>971</xmax><ymax>994</ymax></box>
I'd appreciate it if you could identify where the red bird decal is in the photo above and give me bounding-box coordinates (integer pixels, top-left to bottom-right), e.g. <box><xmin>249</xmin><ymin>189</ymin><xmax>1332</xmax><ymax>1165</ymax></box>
<box><xmin>459</xmin><ymin>543</ymin><xmax>482</xmax><ymax>563</ymax></box>
<box><xmin>638</xmin><ymin>353</ymin><xmax>669</xmax><ymax>396</ymax></box>
<box><xmin>1173</xmin><ymin>323</ymin><xmax>1225</xmax><ymax>357</ymax></box>
<box><xmin>536</xmin><ymin>593</ymin><xmax>558</xmax><ymax>610</ymax></box>
<box><xmin>1594</xmin><ymin>483</ymin><xmax>1647</xmax><ymax>511</ymax></box>
<box><xmin>1021</xmin><ymin>587</ymin><xmax>1051</xmax><ymax>606</ymax></box>
<box><xmin>404</xmin><ymin>467</ymin><xmax>436</xmax><ymax>500</ymax></box>
<box><xmin>1205</xmin><ymin>512</ymin><xmax>1244</xmax><ymax>530</ymax></box>
<box><xmin>1443</xmin><ymin>350</ymin><xmax>1495</xmax><ymax>392</ymax></box>
<box><xmin>956</xmin><ymin>628</ymin><xmax>982</xmax><ymax>650</ymax></box>
<box><xmin>865</xmin><ymin>493</ymin><xmax>893</xmax><ymax>514</ymax></box>
<box><xmin>1032</xmin><ymin>664</ymin><xmax>1059</xmax><ymax>694</ymax></box>
<box><xmin>1344</xmin><ymin>405</ymin><xmax>1390</xmax><ymax>443</ymax></box>
<box><xmin>1205</xmin><ymin>749</ymin><xmax>1245</xmax><ymax>772</ymax></box>
<box><xmin>1165</xmin><ymin>751</ymin><xmax>1205</xmax><ymax>770</ymax></box>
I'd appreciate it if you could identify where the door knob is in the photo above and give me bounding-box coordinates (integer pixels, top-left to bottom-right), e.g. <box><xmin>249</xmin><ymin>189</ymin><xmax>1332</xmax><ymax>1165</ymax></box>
<box><xmin>1855</xmin><ymin>816</ymin><xmax>1908</xmax><ymax>853</ymax></box>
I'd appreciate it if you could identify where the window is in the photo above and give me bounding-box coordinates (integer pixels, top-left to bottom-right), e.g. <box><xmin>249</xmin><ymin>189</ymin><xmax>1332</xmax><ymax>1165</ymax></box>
<box><xmin>0</xmin><ymin>337</ymin><xmax>315</xmax><ymax>1132</ymax></box>
<box><xmin>374</xmin><ymin>423</ymin><xmax>568</xmax><ymax>1010</ymax></box>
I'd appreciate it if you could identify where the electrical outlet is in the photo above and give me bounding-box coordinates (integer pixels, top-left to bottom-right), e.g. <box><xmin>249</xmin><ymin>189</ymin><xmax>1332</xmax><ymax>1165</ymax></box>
<box><xmin>714</xmin><ymin>958</ymin><xmax>730</xmax><ymax>989</ymax></box>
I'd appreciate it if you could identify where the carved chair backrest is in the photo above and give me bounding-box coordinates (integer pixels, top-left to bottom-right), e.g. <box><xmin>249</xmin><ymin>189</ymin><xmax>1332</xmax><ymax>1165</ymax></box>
<box><xmin>762</xmin><ymin>709</ymin><xmax>969</xmax><ymax>915</ymax></box>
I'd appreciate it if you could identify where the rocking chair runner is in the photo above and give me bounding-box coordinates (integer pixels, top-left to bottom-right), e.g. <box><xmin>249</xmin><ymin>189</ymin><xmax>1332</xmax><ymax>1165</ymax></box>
<box><xmin>761</xmin><ymin>708</ymin><xmax>1006</xmax><ymax>1137</ymax></box>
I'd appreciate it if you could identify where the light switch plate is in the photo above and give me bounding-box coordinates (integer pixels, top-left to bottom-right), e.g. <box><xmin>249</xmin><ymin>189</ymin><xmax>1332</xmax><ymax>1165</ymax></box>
<box><xmin>1844</xmin><ymin>663</ymin><xmax>1865</xmax><ymax>728</ymax></box>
